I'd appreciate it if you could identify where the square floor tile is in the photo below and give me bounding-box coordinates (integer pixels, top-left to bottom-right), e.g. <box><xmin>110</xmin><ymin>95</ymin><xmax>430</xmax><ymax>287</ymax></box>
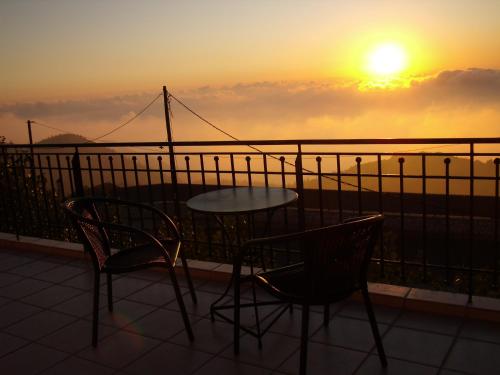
<box><xmin>383</xmin><ymin>327</ymin><xmax>454</xmax><ymax>366</ymax></box>
<box><xmin>124</xmin><ymin>308</ymin><xmax>196</xmax><ymax>340</ymax></box>
<box><xmin>9</xmin><ymin>259</ymin><xmax>60</xmax><ymax>277</ymax></box>
<box><xmin>0</xmin><ymin>331</ymin><xmax>28</xmax><ymax>357</ymax></box>
<box><xmin>338</xmin><ymin>301</ymin><xmax>400</xmax><ymax>324</ymax></box>
<box><xmin>267</xmin><ymin>306</ymin><xmax>324</xmax><ymax>339</ymax></box>
<box><xmin>78</xmin><ymin>330</ymin><xmax>161</xmax><ymax>369</ymax></box>
<box><xmin>21</xmin><ymin>284</ymin><xmax>83</xmax><ymax>308</ymax></box>
<box><xmin>460</xmin><ymin>320</ymin><xmax>500</xmax><ymax>344</ymax></box>
<box><xmin>34</xmin><ymin>264</ymin><xmax>86</xmax><ymax>283</ymax></box>
<box><xmin>164</xmin><ymin>289</ymin><xmax>218</xmax><ymax>317</ymax></box>
<box><xmin>126</xmin><ymin>281</ymin><xmax>184</xmax><ymax>307</ymax></box>
<box><xmin>0</xmin><ymin>300</ymin><xmax>42</xmax><ymax>328</ymax></box>
<box><xmin>0</xmin><ymin>342</ymin><xmax>68</xmax><ymax>375</ymax></box>
<box><xmin>278</xmin><ymin>342</ymin><xmax>367</xmax><ymax>375</ymax></box>
<box><xmin>123</xmin><ymin>342</ymin><xmax>212</xmax><ymax>375</ymax></box>
<box><xmin>193</xmin><ymin>357</ymin><xmax>271</xmax><ymax>375</ymax></box>
<box><xmin>221</xmin><ymin>332</ymin><xmax>300</xmax><ymax>370</ymax></box>
<box><xmin>0</xmin><ymin>272</ymin><xmax>23</xmax><ymax>288</ymax></box>
<box><xmin>61</xmin><ymin>272</ymin><xmax>95</xmax><ymax>291</ymax></box>
<box><xmin>88</xmin><ymin>300</ymin><xmax>157</xmax><ymax>329</ymax></box>
<box><xmin>170</xmin><ymin>317</ymin><xmax>233</xmax><ymax>354</ymax></box>
<box><xmin>0</xmin><ymin>277</ymin><xmax>53</xmax><ymax>299</ymax></box>
<box><xmin>4</xmin><ymin>310</ymin><xmax>77</xmax><ymax>341</ymax></box>
<box><xmin>39</xmin><ymin>356</ymin><xmax>115</xmax><ymax>375</ymax></box>
<box><xmin>355</xmin><ymin>355</ymin><xmax>438</xmax><ymax>375</ymax></box>
<box><xmin>38</xmin><ymin>319</ymin><xmax>116</xmax><ymax>353</ymax></box>
<box><xmin>0</xmin><ymin>254</ymin><xmax>34</xmax><ymax>271</ymax></box>
<box><xmin>395</xmin><ymin>311</ymin><xmax>461</xmax><ymax>336</ymax></box>
<box><xmin>445</xmin><ymin>338</ymin><xmax>500</xmax><ymax>375</ymax></box>
<box><xmin>52</xmin><ymin>291</ymin><xmax>112</xmax><ymax>318</ymax></box>
<box><xmin>311</xmin><ymin>316</ymin><xmax>388</xmax><ymax>352</ymax></box>
<box><xmin>102</xmin><ymin>277</ymin><xmax>153</xmax><ymax>298</ymax></box>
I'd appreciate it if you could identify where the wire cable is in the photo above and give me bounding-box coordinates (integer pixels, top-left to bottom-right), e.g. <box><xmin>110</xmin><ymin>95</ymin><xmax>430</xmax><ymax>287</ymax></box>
<box><xmin>31</xmin><ymin>121</ymin><xmax>67</xmax><ymax>134</ymax></box>
<box><xmin>88</xmin><ymin>92</ymin><xmax>162</xmax><ymax>143</ymax></box>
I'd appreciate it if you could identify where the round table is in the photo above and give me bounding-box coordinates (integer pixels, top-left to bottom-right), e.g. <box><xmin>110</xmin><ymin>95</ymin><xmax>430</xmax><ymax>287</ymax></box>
<box><xmin>186</xmin><ymin>187</ymin><xmax>298</xmax><ymax>215</ymax></box>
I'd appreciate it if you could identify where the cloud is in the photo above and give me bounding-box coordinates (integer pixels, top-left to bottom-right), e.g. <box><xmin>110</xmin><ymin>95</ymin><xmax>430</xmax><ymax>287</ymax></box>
<box><xmin>1</xmin><ymin>68</ymin><xmax>500</xmax><ymax>143</ymax></box>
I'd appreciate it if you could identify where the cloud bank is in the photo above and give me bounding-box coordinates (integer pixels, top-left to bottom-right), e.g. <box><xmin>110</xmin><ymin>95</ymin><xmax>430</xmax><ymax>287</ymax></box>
<box><xmin>1</xmin><ymin>68</ymin><xmax>500</xmax><ymax>143</ymax></box>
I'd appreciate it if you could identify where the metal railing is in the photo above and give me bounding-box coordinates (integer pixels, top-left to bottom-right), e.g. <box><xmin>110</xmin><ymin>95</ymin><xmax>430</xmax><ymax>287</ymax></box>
<box><xmin>1</xmin><ymin>137</ymin><xmax>500</xmax><ymax>300</ymax></box>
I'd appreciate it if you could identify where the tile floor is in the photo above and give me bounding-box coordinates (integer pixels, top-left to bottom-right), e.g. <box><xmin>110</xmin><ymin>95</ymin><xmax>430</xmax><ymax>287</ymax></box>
<box><xmin>1</xmin><ymin>247</ymin><xmax>500</xmax><ymax>374</ymax></box>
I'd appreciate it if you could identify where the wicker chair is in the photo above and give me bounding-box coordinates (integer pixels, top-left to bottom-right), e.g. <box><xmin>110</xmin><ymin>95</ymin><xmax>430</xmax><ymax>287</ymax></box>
<box><xmin>63</xmin><ymin>197</ymin><xmax>196</xmax><ymax>347</ymax></box>
<box><xmin>233</xmin><ymin>214</ymin><xmax>386</xmax><ymax>375</ymax></box>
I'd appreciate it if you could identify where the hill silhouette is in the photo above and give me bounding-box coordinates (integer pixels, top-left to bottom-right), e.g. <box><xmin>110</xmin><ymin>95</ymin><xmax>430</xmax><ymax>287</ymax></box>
<box><xmin>307</xmin><ymin>155</ymin><xmax>499</xmax><ymax>196</ymax></box>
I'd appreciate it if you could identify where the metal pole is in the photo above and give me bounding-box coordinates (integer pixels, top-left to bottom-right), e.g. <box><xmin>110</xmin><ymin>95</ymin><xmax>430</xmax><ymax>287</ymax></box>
<box><xmin>162</xmin><ymin>86</ymin><xmax>182</xmax><ymax>222</ymax></box>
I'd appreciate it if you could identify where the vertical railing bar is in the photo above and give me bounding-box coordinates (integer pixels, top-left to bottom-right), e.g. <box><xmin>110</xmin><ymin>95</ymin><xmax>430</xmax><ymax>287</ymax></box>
<box><xmin>200</xmin><ymin>154</ymin><xmax>213</xmax><ymax>257</ymax></box>
<box><xmin>399</xmin><ymin>157</ymin><xmax>406</xmax><ymax>282</ymax></box>
<box><xmin>158</xmin><ymin>156</ymin><xmax>168</xmax><ymax>213</ymax></box>
<box><xmin>56</xmin><ymin>154</ymin><xmax>66</xmax><ymax>200</ymax></box>
<box><xmin>120</xmin><ymin>154</ymin><xmax>132</xmax><ymax>225</ymax></box>
<box><xmin>230</xmin><ymin>153</ymin><xmax>236</xmax><ymax>187</ymax></box>
<box><xmin>468</xmin><ymin>143</ymin><xmax>474</xmax><ymax>303</ymax></box>
<box><xmin>317</xmin><ymin>156</ymin><xmax>324</xmax><ymax>226</ymax></box>
<box><xmin>494</xmin><ymin>158</ymin><xmax>500</xmax><ymax>288</ymax></box>
<box><xmin>46</xmin><ymin>156</ymin><xmax>60</xmax><ymax>236</ymax></box>
<box><xmin>280</xmin><ymin>156</ymin><xmax>290</xmax><ymax>263</ymax></box>
<box><xmin>8</xmin><ymin>154</ymin><xmax>22</xmax><ymax>238</ymax></box>
<box><xmin>132</xmin><ymin>156</ymin><xmax>144</xmax><ymax>228</ymax></box>
<box><xmin>263</xmin><ymin>153</ymin><xmax>269</xmax><ymax>187</ymax></box>
<box><xmin>0</xmin><ymin>149</ymin><xmax>11</xmax><ymax>233</ymax></box>
<box><xmin>98</xmin><ymin>154</ymin><xmax>106</xmax><ymax>196</ymax></box>
<box><xmin>87</xmin><ymin>156</ymin><xmax>95</xmax><ymax>196</ymax></box>
<box><xmin>445</xmin><ymin>158</ymin><xmax>451</xmax><ymax>285</ymax></box>
<box><xmin>185</xmin><ymin>156</ymin><xmax>199</xmax><ymax>256</ymax></box>
<box><xmin>356</xmin><ymin>156</ymin><xmax>362</xmax><ymax>216</ymax></box>
<box><xmin>145</xmin><ymin>154</ymin><xmax>154</xmax><ymax>206</ymax></box>
<box><xmin>19</xmin><ymin>153</ymin><xmax>35</xmax><ymax>235</ymax></box>
<box><xmin>37</xmin><ymin>153</ymin><xmax>51</xmax><ymax>238</ymax></box>
<box><xmin>336</xmin><ymin>154</ymin><xmax>343</xmax><ymax>222</ymax></box>
<box><xmin>377</xmin><ymin>154</ymin><xmax>385</xmax><ymax>278</ymax></box>
<box><xmin>66</xmin><ymin>156</ymin><xmax>75</xmax><ymax>197</ymax></box>
<box><xmin>422</xmin><ymin>154</ymin><xmax>428</xmax><ymax>282</ymax></box>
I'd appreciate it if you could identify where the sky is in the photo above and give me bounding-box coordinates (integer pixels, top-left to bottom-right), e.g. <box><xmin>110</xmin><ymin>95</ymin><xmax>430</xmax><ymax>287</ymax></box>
<box><xmin>1</xmin><ymin>0</ymin><xmax>500</xmax><ymax>144</ymax></box>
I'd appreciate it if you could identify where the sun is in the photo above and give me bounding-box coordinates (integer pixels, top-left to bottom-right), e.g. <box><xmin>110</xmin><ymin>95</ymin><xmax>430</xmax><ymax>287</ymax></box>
<box><xmin>367</xmin><ymin>43</ymin><xmax>408</xmax><ymax>76</ymax></box>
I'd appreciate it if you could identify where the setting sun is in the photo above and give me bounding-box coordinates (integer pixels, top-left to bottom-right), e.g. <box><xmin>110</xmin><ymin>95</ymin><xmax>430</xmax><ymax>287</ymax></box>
<box><xmin>367</xmin><ymin>43</ymin><xmax>408</xmax><ymax>76</ymax></box>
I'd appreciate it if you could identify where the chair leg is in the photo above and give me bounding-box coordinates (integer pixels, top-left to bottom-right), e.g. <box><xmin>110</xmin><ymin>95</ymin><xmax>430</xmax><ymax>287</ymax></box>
<box><xmin>323</xmin><ymin>304</ymin><xmax>330</xmax><ymax>327</ymax></box>
<box><xmin>299</xmin><ymin>304</ymin><xmax>310</xmax><ymax>375</ymax></box>
<box><xmin>180</xmin><ymin>252</ymin><xmax>197</xmax><ymax>304</ymax></box>
<box><xmin>169</xmin><ymin>268</ymin><xmax>194</xmax><ymax>342</ymax></box>
<box><xmin>106</xmin><ymin>273</ymin><xmax>113</xmax><ymax>312</ymax></box>
<box><xmin>361</xmin><ymin>288</ymin><xmax>388</xmax><ymax>367</ymax></box>
<box><xmin>92</xmin><ymin>272</ymin><xmax>101</xmax><ymax>347</ymax></box>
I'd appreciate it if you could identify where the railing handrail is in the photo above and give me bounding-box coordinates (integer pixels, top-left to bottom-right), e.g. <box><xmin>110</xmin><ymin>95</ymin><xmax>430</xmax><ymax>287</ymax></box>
<box><xmin>4</xmin><ymin>136</ymin><xmax>500</xmax><ymax>149</ymax></box>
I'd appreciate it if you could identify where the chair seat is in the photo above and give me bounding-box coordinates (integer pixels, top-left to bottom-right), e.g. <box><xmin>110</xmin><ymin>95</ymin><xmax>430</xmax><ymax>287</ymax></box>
<box><xmin>255</xmin><ymin>263</ymin><xmax>357</xmax><ymax>305</ymax></box>
<box><xmin>104</xmin><ymin>241</ymin><xmax>176</xmax><ymax>273</ymax></box>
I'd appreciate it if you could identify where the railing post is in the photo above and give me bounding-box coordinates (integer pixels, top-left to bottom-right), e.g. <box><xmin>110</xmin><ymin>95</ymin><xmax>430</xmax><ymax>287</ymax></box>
<box><xmin>71</xmin><ymin>147</ymin><xmax>84</xmax><ymax>197</ymax></box>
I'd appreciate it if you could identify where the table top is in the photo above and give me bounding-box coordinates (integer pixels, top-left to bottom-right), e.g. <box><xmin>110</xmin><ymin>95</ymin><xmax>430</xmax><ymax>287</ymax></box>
<box><xmin>186</xmin><ymin>187</ymin><xmax>298</xmax><ymax>215</ymax></box>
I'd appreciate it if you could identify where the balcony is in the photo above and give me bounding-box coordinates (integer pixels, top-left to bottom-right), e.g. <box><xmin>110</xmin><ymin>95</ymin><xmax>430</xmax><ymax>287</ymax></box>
<box><xmin>1</xmin><ymin>137</ymin><xmax>500</xmax><ymax>373</ymax></box>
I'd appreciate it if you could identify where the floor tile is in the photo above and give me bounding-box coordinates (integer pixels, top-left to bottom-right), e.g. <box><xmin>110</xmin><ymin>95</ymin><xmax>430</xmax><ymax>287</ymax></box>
<box><xmin>0</xmin><ymin>277</ymin><xmax>53</xmax><ymax>299</ymax></box>
<box><xmin>39</xmin><ymin>356</ymin><xmax>115</xmax><ymax>375</ymax></box>
<box><xmin>89</xmin><ymin>300</ymin><xmax>157</xmax><ymax>329</ymax></box>
<box><xmin>267</xmin><ymin>306</ymin><xmax>324</xmax><ymax>339</ymax></box>
<box><xmin>38</xmin><ymin>319</ymin><xmax>116</xmax><ymax>353</ymax></box>
<box><xmin>21</xmin><ymin>284</ymin><xmax>83</xmax><ymax>308</ymax></box>
<box><xmin>0</xmin><ymin>342</ymin><xmax>68</xmax><ymax>375</ymax></box>
<box><xmin>0</xmin><ymin>272</ymin><xmax>23</xmax><ymax>288</ymax></box>
<box><xmin>34</xmin><ymin>264</ymin><xmax>86</xmax><ymax>283</ymax></box>
<box><xmin>0</xmin><ymin>331</ymin><xmax>28</xmax><ymax>358</ymax></box>
<box><xmin>221</xmin><ymin>331</ymin><xmax>300</xmax><ymax>370</ymax></box>
<box><xmin>382</xmin><ymin>327</ymin><xmax>454</xmax><ymax>366</ymax></box>
<box><xmin>124</xmin><ymin>308</ymin><xmax>196</xmax><ymax>340</ymax></box>
<box><xmin>355</xmin><ymin>355</ymin><xmax>438</xmax><ymax>374</ymax></box>
<box><xmin>52</xmin><ymin>291</ymin><xmax>112</xmax><ymax>318</ymax></box>
<box><xmin>395</xmin><ymin>311</ymin><xmax>462</xmax><ymax>336</ymax></box>
<box><xmin>0</xmin><ymin>300</ymin><xmax>42</xmax><ymax>328</ymax></box>
<box><xmin>102</xmin><ymin>277</ymin><xmax>153</xmax><ymax>298</ymax></box>
<box><xmin>337</xmin><ymin>300</ymin><xmax>400</xmax><ymax>324</ymax></box>
<box><xmin>78</xmin><ymin>330</ymin><xmax>161</xmax><ymax>369</ymax></box>
<box><xmin>278</xmin><ymin>342</ymin><xmax>367</xmax><ymax>375</ymax></box>
<box><xmin>444</xmin><ymin>338</ymin><xmax>500</xmax><ymax>375</ymax></box>
<box><xmin>164</xmin><ymin>289</ymin><xmax>218</xmax><ymax>317</ymax></box>
<box><xmin>123</xmin><ymin>342</ymin><xmax>212</xmax><ymax>375</ymax></box>
<box><xmin>9</xmin><ymin>259</ymin><xmax>60</xmax><ymax>277</ymax></box>
<box><xmin>169</xmin><ymin>317</ymin><xmax>233</xmax><ymax>354</ymax></box>
<box><xmin>4</xmin><ymin>310</ymin><xmax>77</xmax><ymax>341</ymax></box>
<box><xmin>460</xmin><ymin>319</ymin><xmax>500</xmax><ymax>344</ymax></box>
<box><xmin>61</xmin><ymin>272</ymin><xmax>95</xmax><ymax>291</ymax></box>
<box><xmin>0</xmin><ymin>254</ymin><xmax>34</xmax><ymax>271</ymax></box>
<box><xmin>193</xmin><ymin>357</ymin><xmax>271</xmax><ymax>375</ymax></box>
<box><xmin>126</xmin><ymin>281</ymin><xmax>184</xmax><ymax>307</ymax></box>
<box><xmin>311</xmin><ymin>316</ymin><xmax>388</xmax><ymax>352</ymax></box>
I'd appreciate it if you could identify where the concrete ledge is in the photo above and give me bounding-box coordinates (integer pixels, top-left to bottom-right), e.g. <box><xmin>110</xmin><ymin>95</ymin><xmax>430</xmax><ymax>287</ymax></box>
<box><xmin>1</xmin><ymin>233</ymin><xmax>500</xmax><ymax>322</ymax></box>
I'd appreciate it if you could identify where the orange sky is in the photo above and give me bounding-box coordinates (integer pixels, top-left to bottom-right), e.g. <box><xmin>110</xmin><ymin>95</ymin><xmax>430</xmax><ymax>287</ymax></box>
<box><xmin>1</xmin><ymin>1</ymin><xmax>500</xmax><ymax>143</ymax></box>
